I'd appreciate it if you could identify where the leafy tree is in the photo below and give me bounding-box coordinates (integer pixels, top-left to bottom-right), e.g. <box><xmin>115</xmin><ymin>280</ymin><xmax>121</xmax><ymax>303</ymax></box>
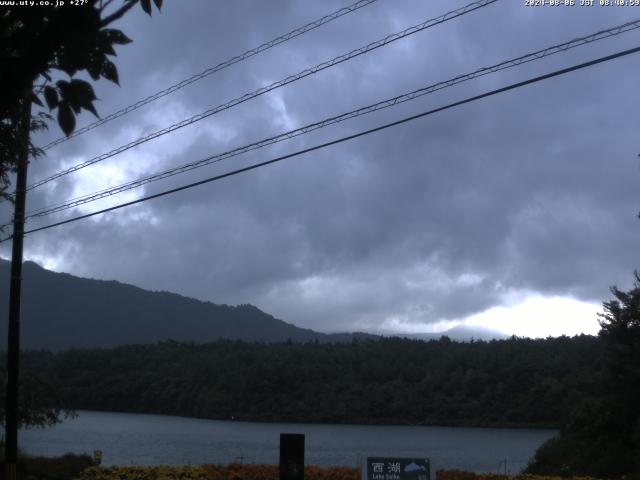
<box><xmin>15</xmin><ymin>335</ymin><xmax>604</xmax><ymax>428</ymax></box>
<box><xmin>599</xmin><ymin>272</ymin><xmax>640</xmax><ymax>409</ymax></box>
<box><xmin>526</xmin><ymin>273</ymin><xmax>640</xmax><ymax>477</ymax></box>
<box><xmin>0</xmin><ymin>0</ymin><xmax>162</xmax><ymax>428</ymax></box>
<box><xmin>0</xmin><ymin>0</ymin><xmax>162</xmax><ymax>200</ymax></box>
<box><xmin>598</xmin><ymin>272</ymin><xmax>640</xmax><ymax>472</ymax></box>
<box><xmin>0</xmin><ymin>368</ymin><xmax>73</xmax><ymax>429</ymax></box>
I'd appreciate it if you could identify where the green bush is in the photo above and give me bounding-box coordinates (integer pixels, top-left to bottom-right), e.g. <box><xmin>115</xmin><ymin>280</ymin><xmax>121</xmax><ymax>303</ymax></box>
<box><xmin>0</xmin><ymin>452</ymin><xmax>95</xmax><ymax>480</ymax></box>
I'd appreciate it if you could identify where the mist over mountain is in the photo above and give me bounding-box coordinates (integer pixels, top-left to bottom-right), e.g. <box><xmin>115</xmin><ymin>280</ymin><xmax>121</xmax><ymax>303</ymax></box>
<box><xmin>377</xmin><ymin>325</ymin><xmax>508</xmax><ymax>342</ymax></box>
<box><xmin>0</xmin><ymin>259</ymin><xmax>375</xmax><ymax>349</ymax></box>
<box><xmin>0</xmin><ymin>260</ymin><xmax>505</xmax><ymax>349</ymax></box>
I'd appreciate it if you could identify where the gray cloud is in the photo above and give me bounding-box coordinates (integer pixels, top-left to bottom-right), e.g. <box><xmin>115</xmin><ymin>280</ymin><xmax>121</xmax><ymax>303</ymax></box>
<box><xmin>3</xmin><ymin>0</ymin><xmax>639</xmax><ymax>334</ymax></box>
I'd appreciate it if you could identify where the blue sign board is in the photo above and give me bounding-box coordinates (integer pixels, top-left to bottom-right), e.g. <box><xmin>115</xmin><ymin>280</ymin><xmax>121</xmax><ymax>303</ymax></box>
<box><xmin>366</xmin><ymin>457</ymin><xmax>430</xmax><ymax>480</ymax></box>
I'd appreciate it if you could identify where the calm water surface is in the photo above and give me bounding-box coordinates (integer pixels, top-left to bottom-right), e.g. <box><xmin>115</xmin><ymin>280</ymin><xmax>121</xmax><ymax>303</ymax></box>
<box><xmin>21</xmin><ymin>411</ymin><xmax>556</xmax><ymax>473</ymax></box>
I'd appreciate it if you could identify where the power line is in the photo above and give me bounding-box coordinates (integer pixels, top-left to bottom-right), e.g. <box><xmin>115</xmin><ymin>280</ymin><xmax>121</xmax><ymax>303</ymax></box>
<box><xmin>26</xmin><ymin>0</ymin><xmax>498</xmax><ymax>191</ymax></box>
<box><xmin>4</xmin><ymin>44</ymin><xmax>638</xmax><ymax>243</ymax></box>
<box><xmin>30</xmin><ymin>0</ymin><xmax>496</xmax><ymax>189</ymax></box>
<box><xmin>22</xmin><ymin>18</ymin><xmax>640</xmax><ymax>220</ymax></box>
<box><xmin>38</xmin><ymin>0</ymin><xmax>381</xmax><ymax>151</ymax></box>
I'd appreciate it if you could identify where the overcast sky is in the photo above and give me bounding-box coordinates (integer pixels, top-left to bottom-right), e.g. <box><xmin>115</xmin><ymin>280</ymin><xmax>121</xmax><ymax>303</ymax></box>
<box><xmin>2</xmin><ymin>0</ymin><xmax>639</xmax><ymax>338</ymax></box>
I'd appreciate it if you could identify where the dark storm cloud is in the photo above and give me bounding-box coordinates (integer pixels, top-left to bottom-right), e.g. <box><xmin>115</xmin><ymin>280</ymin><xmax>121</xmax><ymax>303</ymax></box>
<box><xmin>3</xmin><ymin>0</ymin><xmax>639</xmax><ymax>333</ymax></box>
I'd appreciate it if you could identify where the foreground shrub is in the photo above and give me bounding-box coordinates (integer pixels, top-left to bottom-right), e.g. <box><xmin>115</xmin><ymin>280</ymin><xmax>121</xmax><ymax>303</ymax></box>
<box><xmin>436</xmin><ymin>469</ymin><xmax>606</xmax><ymax>480</ymax></box>
<box><xmin>524</xmin><ymin>432</ymin><xmax>636</xmax><ymax>478</ymax></box>
<box><xmin>79</xmin><ymin>464</ymin><xmax>360</xmax><ymax>480</ymax></box>
<box><xmin>0</xmin><ymin>453</ymin><xmax>95</xmax><ymax>480</ymax></box>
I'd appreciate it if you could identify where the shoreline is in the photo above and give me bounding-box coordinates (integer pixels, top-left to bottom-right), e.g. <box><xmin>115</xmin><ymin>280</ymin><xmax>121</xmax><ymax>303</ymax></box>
<box><xmin>55</xmin><ymin>409</ymin><xmax>560</xmax><ymax>432</ymax></box>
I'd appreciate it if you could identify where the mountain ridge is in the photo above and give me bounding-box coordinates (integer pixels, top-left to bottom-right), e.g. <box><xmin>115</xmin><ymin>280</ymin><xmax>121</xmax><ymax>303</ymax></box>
<box><xmin>0</xmin><ymin>259</ymin><xmax>374</xmax><ymax>349</ymax></box>
<box><xmin>0</xmin><ymin>259</ymin><xmax>506</xmax><ymax>349</ymax></box>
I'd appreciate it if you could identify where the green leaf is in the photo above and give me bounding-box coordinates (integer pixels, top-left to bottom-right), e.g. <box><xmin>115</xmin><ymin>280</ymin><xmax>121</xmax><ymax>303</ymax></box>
<box><xmin>84</xmin><ymin>102</ymin><xmax>99</xmax><ymax>118</ymax></box>
<box><xmin>98</xmin><ymin>31</ymin><xmax>118</xmax><ymax>56</ymax></box>
<box><xmin>101</xmin><ymin>42</ymin><xmax>116</xmax><ymax>56</ymax></box>
<box><xmin>71</xmin><ymin>80</ymin><xmax>99</xmax><ymax>118</ymax></box>
<box><xmin>101</xmin><ymin>28</ymin><xmax>132</xmax><ymax>45</ymax></box>
<box><xmin>56</xmin><ymin>80</ymin><xmax>71</xmax><ymax>98</ymax></box>
<box><xmin>70</xmin><ymin>79</ymin><xmax>97</xmax><ymax>102</ymax></box>
<box><xmin>140</xmin><ymin>0</ymin><xmax>152</xmax><ymax>15</ymax></box>
<box><xmin>101</xmin><ymin>59</ymin><xmax>119</xmax><ymax>85</ymax></box>
<box><xmin>153</xmin><ymin>0</ymin><xmax>162</xmax><ymax>9</ymax></box>
<box><xmin>57</xmin><ymin>79</ymin><xmax>81</xmax><ymax>113</ymax></box>
<box><xmin>58</xmin><ymin>80</ymin><xmax>100</xmax><ymax>118</ymax></box>
<box><xmin>57</xmin><ymin>102</ymin><xmax>76</xmax><ymax>137</ymax></box>
<box><xmin>86</xmin><ymin>60</ymin><xmax>101</xmax><ymax>81</ymax></box>
<box><xmin>43</xmin><ymin>86</ymin><xmax>59</xmax><ymax>110</ymax></box>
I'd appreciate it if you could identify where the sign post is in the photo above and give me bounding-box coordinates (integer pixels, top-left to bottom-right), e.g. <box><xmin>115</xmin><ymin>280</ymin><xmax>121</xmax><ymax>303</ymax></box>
<box><xmin>366</xmin><ymin>457</ymin><xmax>430</xmax><ymax>480</ymax></box>
<box><xmin>280</xmin><ymin>433</ymin><xmax>305</xmax><ymax>480</ymax></box>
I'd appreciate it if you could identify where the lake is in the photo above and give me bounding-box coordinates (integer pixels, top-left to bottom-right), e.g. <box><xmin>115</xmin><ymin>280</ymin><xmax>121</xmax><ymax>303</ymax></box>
<box><xmin>21</xmin><ymin>411</ymin><xmax>556</xmax><ymax>474</ymax></box>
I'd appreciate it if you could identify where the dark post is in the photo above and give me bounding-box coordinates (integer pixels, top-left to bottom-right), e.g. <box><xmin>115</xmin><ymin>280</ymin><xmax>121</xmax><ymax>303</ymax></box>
<box><xmin>4</xmin><ymin>97</ymin><xmax>31</xmax><ymax>480</ymax></box>
<box><xmin>279</xmin><ymin>433</ymin><xmax>305</xmax><ymax>480</ymax></box>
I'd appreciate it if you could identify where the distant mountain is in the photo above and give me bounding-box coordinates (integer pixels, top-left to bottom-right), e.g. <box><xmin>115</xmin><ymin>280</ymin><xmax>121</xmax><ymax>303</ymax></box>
<box><xmin>0</xmin><ymin>259</ymin><xmax>374</xmax><ymax>350</ymax></box>
<box><xmin>374</xmin><ymin>325</ymin><xmax>508</xmax><ymax>342</ymax></box>
<box><xmin>411</xmin><ymin>325</ymin><xmax>508</xmax><ymax>342</ymax></box>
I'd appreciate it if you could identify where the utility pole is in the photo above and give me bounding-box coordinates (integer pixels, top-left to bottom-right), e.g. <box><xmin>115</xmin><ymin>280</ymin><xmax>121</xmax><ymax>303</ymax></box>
<box><xmin>4</xmin><ymin>96</ymin><xmax>32</xmax><ymax>480</ymax></box>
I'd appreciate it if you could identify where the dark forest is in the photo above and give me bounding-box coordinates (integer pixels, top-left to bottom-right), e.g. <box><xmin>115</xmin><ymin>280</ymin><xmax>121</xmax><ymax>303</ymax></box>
<box><xmin>13</xmin><ymin>335</ymin><xmax>602</xmax><ymax>428</ymax></box>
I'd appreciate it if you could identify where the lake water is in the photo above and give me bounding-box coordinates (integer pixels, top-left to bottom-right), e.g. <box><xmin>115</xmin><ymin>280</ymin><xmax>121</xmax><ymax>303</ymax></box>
<box><xmin>21</xmin><ymin>411</ymin><xmax>556</xmax><ymax>474</ymax></box>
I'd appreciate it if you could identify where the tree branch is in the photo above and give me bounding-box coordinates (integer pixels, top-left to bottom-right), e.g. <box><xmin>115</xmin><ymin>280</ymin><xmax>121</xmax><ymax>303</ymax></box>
<box><xmin>100</xmin><ymin>0</ymin><xmax>138</xmax><ymax>27</ymax></box>
<box><xmin>99</xmin><ymin>0</ymin><xmax>117</xmax><ymax>14</ymax></box>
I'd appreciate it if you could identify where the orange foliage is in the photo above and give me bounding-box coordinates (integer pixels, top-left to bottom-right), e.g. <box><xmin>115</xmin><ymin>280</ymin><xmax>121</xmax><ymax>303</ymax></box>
<box><xmin>435</xmin><ymin>469</ymin><xmax>602</xmax><ymax>480</ymax></box>
<box><xmin>79</xmin><ymin>463</ymin><xmax>361</xmax><ymax>480</ymax></box>
<box><xmin>203</xmin><ymin>464</ymin><xmax>360</xmax><ymax>480</ymax></box>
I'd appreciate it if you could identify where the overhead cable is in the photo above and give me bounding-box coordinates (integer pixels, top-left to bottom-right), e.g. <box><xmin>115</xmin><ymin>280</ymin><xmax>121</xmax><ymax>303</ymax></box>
<box><xmin>38</xmin><ymin>0</ymin><xmax>382</xmax><ymax>151</ymax></box>
<box><xmin>3</xmin><ymin>44</ymin><xmax>637</xmax><ymax>242</ymax></box>
<box><xmin>23</xmin><ymin>18</ymin><xmax>640</xmax><ymax>220</ymax></box>
<box><xmin>26</xmin><ymin>0</ymin><xmax>498</xmax><ymax>190</ymax></box>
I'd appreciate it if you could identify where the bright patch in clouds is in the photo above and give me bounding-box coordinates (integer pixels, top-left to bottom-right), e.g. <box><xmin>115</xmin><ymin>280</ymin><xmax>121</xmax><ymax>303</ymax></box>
<box><xmin>267</xmin><ymin>91</ymin><xmax>297</xmax><ymax>132</ymax></box>
<box><xmin>377</xmin><ymin>293</ymin><xmax>602</xmax><ymax>338</ymax></box>
<box><xmin>65</xmin><ymin>160</ymin><xmax>144</xmax><ymax>216</ymax></box>
<box><xmin>23</xmin><ymin>253</ymin><xmax>63</xmax><ymax>272</ymax></box>
<box><xmin>463</xmin><ymin>294</ymin><xmax>602</xmax><ymax>338</ymax></box>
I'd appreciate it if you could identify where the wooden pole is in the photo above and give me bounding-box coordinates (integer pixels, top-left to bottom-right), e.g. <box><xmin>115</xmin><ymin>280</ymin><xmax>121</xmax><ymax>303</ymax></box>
<box><xmin>4</xmin><ymin>96</ymin><xmax>31</xmax><ymax>480</ymax></box>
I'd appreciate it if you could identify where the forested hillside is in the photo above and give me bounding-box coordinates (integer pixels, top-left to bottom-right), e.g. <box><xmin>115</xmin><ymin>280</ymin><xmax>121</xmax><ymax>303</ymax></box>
<box><xmin>0</xmin><ymin>260</ymin><xmax>373</xmax><ymax>348</ymax></box>
<box><xmin>17</xmin><ymin>335</ymin><xmax>603</xmax><ymax>428</ymax></box>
